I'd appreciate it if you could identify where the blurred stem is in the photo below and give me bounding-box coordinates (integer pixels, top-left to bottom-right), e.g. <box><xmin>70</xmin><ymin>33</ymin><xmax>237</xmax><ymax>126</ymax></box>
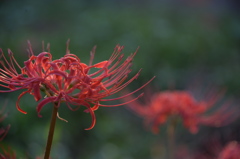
<box><xmin>44</xmin><ymin>103</ymin><xmax>58</xmax><ymax>159</ymax></box>
<box><xmin>167</xmin><ymin>117</ymin><xmax>177</xmax><ymax>159</ymax></box>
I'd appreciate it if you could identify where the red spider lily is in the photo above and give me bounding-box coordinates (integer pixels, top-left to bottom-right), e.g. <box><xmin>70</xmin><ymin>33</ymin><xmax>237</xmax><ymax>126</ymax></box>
<box><xmin>0</xmin><ymin>41</ymin><xmax>154</xmax><ymax>130</ymax></box>
<box><xmin>125</xmin><ymin>89</ymin><xmax>238</xmax><ymax>134</ymax></box>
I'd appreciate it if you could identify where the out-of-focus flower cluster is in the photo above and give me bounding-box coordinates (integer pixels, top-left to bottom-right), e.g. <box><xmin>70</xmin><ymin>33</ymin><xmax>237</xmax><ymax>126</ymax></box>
<box><xmin>125</xmin><ymin>88</ymin><xmax>238</xmax><ymax>134</ymax></box>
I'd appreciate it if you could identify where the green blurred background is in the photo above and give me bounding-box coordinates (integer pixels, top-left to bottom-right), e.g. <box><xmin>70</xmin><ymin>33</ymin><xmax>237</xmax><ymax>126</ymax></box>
<box><xmin>0</xmin><ymin>0</ymin><xmax>240</xmax><ymax>158</ymax></box>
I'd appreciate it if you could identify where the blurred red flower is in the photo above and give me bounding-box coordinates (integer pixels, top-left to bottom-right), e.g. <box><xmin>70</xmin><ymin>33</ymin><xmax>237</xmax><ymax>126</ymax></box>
<box><xmin>125</xmin><ymin>89</ymin><xmax>238</xmax><ymax>134</ymax></box>
<box><xmin>0</xmin><ymin>41</ymin><xmax>154</xmax><ymax>130</ymax></box>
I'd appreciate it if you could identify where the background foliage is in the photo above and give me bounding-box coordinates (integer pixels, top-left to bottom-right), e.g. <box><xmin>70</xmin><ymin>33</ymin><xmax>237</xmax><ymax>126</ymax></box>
<box><xmin>0</xmin><ymin>0</ymin><xmax>240</xmax><ymax>158</ymax></box>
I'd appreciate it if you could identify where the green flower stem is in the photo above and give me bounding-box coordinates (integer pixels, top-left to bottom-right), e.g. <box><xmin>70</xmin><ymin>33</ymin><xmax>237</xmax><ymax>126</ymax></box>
<box><xmin>44</xmin><ymin>102</ymin><xmax>59</xmax><ymax>159</ymax></box>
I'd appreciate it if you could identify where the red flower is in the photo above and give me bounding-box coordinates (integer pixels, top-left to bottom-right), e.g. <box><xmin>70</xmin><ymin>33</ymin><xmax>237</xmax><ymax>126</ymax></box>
<box><xmin>0</xmin><ymin>41</ymin><xmax>154</xmax><ymax>130</ymax></box>
<box><xmin>125</xmin><ymin>89</ymin><xmax>238</xmax><ymax>134</ymax></box>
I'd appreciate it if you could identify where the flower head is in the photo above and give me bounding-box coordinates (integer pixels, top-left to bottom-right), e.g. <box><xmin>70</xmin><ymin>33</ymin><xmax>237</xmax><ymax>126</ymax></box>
<box><xmin>125</xmin><ymin>88</ymin><xmax>238</xmax><ymax>134</ymax></box>
<box><xmin>0</xmin><ymin>41</ymin><xmax>154</xmax><ymax>130</ymax></box>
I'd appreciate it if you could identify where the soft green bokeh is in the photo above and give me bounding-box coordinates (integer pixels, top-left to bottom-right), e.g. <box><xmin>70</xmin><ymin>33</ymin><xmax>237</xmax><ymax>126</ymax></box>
<box><xmin>0</xmin><ymin>0</ymin><xmax>240</xmax><ymax>158</ymax></box>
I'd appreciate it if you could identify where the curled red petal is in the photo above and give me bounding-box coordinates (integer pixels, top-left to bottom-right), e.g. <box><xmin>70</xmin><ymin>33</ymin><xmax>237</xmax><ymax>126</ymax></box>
<box><xmin>32</xmin><ymin>84</ymin><xmax>42</xmax><ymax>101</ymax></box>
<box><xmin>37</xmin><ymin>96</ymin><xmax>57</xmax><ymax>117</ymax></box>
<box><xmin>16</xmin><ymin>90</ymin><xmax>29</xmax><ymax>114</ymax></box>
<box><xmin>90</xmin><ymin>61</ymin><xmax>108</xmax><ymax>68</ymax></box>
<box><xmin>84</xmin><ymin>108</ymin><xmax>96</xmax><ymax>130</ymax></box>
<box><xmin>80</xmin><ymin>101</ymin><xmax>96</xmax><ymax>130</ymax></box>
<box><xmin>36</xmin><ymin>52</ymin><xmax>52</xmax><ymax>64</ymax></box>
<box><xmin>45</xmin><ymin>70</ymin><xmax>68</xmax><ymax>79</ymax></box>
